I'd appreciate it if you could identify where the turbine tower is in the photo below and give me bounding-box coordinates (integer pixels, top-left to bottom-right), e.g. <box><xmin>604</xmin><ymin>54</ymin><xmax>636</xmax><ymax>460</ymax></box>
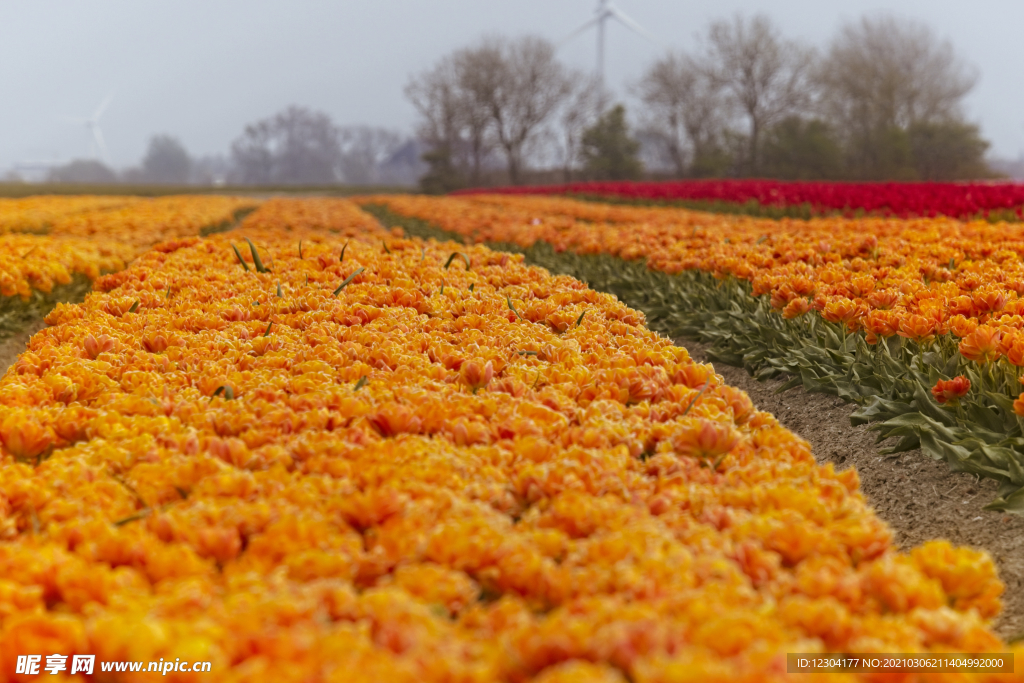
<box><xmin>562</xmin><ymin>0</ymin><xmax>656</xmax><ymax>86</ymax></box>
<box><xmin>66</xmin><ymin>95</ymin><xmax>114</xmax><ymax>164</ymax></box>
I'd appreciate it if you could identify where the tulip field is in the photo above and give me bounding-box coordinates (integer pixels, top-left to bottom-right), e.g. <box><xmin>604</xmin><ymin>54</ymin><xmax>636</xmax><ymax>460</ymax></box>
<box><xmin>367</xmin><ymin>194</ymin><xmax>1024</xmax><ymax>512</ymax></box>
<box><xmin>0</xmin><ymin>192</ymin><xmax>1021</xmax><ymax>681</ymax></box>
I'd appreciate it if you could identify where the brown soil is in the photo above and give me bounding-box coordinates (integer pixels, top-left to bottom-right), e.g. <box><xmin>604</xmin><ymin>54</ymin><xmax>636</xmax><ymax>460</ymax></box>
<box><xmin>0</xmin><ymin>319</ymin><xmax>46</xmax><ymax>377</ymax></box>
<box><xmin>680</xmin><ymin>339</ymin><xmax>1024</xmax><ymax>640</ymax></box>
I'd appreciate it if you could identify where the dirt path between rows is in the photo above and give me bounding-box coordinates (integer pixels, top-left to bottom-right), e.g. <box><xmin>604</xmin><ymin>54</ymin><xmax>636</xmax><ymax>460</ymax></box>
<box><xmin>0</xmin><ymin>319</ymin><xmax>47</xmax><ymax>378</ymax></box>
<box><xmin>680</xmin><ymin>339</ymin><xmax>1024</xmax><ymax>639</ymax></box>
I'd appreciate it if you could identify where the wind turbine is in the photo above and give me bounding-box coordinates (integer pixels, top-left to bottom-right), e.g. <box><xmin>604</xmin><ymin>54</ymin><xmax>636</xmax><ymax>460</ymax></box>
<box><xmin>561</xmin><ymin>0</ymin><xmax>657</xmax><ymax>86</ymax></box>
<box><xmin>66</xmin><ymin>95</ymin><xmax>113</xmax><ymax>164</ymax></box>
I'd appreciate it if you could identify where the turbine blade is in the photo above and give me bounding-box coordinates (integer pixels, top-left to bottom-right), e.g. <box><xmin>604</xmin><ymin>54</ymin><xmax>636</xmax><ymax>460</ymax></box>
<box><xmin>608</xmin><ymin>6</ymin><xmax>658</xmax><ymax>44</ymax></box>
<box><xmin>93</xmin><ymin>93</ymin><xmax>114</xmax><ymax>120</ymax></box>
<box><xmin>92</xmin><ymin>126</ymin><xmax>110</xmax><ymax>164</ymax></box>
<box><xmin>558</xmin><ymin>16</ymin><xmax>601</xmax><ymax>48</ymax></box>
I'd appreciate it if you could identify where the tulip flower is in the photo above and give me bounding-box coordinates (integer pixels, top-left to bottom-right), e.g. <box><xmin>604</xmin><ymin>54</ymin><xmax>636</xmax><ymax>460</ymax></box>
<box><xmin>932</xmin><ymin>377</ymin><xmax>971</xmax><ymax>405</ymax></box>
<box><xmin>368</xmin><ymin>403</ymin><xmax>422</xmax><ymax>437</ymax></box>
<box><xmin>83</xmin><ymin>334</ymin><xmax>115</xmax><ymax>359</ymax></box>
<box><xmin>460</xmin><ymin>359</ymin><xmax>493</xmax><ymax>394</ymax></box>
<box><xmin>959</xmin><ymin>326</ymin><xmax>1002</xmax><ymax>364</ymax></box>
<box><xmin>782</xmin><ymin>297</ymin><xmax>811</xmax><ymax>319</ymax></box>
<box><xmin>897</xmin><ymin>314</ymin><xmax>938</xmax><ymax>344</ymax></box>
<box><xmin>671</xmin><ymin>419</ymin><xmax>740</xmax><ymax>460</ymax></box>
<box><xmin>0</xmin><ymin>411</ymin><xmax>53</xmax><ymax>460</ymax></box>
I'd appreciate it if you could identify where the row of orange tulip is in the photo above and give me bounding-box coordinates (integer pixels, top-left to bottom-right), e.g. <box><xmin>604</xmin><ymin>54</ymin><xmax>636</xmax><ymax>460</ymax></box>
<box><xmin>0</xmin><ymin>234</ymin><xmax>134</xmax><ymax>302</ymax></box>
<box><xmin>368</xmin><ymin>195</ymin><xmax>1024</xmax><ymax>333</ymax></box>
<box><xmin>47</xmin><ymin>195</ymin><xmax>259</xmax><ymax>253</ymax></box>
<box><xmin>0</xmin><ymin>196</ymin><xmax>142</xmax><ymax>235</ymax></box>
<box><xmin>239</xmin><ymin>197</ymin><xmax>389</xmax><ymax>237</ymax></box>
<box><xmin>0</xmin><ymin>200</ymin><xmax>1015</xmax><ymax>681</ymax></box>
<box><xmin>368</xmin><ymin>194</ymin><xmax>1024</xmax><ymax>437</ymax></box>
<box><xmin>0</xmin><ymin>197</ymin><xmax>262</xmax><ymax>319</ymax></box>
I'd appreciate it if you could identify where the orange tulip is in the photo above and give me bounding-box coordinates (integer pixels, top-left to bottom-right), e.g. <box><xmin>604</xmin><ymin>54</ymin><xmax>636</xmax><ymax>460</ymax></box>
<box><xmin>948</xmin><ymin>295</ymin><xmax>975</xmax><ymax>317</ymax></box>
<box><xmin>866</xmin><ymin>289</ymin><xmax>900</xmax><ymax>310</ymax></box>
<box><xmin>1015</xmin><ymin>392</ymin><xmax>1024</xmax><ymax>417</ymax></box>
<box><xmin>368</xmin><ymin>403</ymin><xmax>422</xmax><ymax>437</ymax></box>
<box><xmin>1005</xmin><ymin>337</ymin><xmax>1024</xmax><ymax>367</ymax></box>
<box><xmin>460</xmin><ymin>359</ymin><xmax>494</xmax><ymax>393</ymax></box>
<box><xmin>897</xmin><ymin>314</ymin><xmax>937</xmax><ymax>344</ymax></box>
<box><xmin>671</xmin><ymin>365</ymin><xmax>713</xmax><ymax>391</ymax></box>
<box><xmin>671</xmin><ymin>419</ymin><xmax>740</xmax><ymax>459</ymax></box>
<box><xmin>142</xmin><ymin>332</ymin><xmax>170</xmax><ymax>354</ymax></box>
<box><xmin>821</xmin><ymin>298</ymin><xmax>859</xmax><ymax>325</ymax></box>
<box><xmin>782</xmin><ymin>297</ymin><xmax>811</xmax><ymax>319</ymax></box>
<box><xmin>932</xmin><ymin>376</ymin><xmax>971</xmax><ymax>405</ymax></box>
<box><xmin>849</xmin><ymin>274</ymin><xmax>875</xmax><ymax>297</ymax></box>
<box><xmin>790</xmin><ymin>276</ymin><xmax>815</xmax><ymax>296</ymax></box>
<box><xmin>770</xmin><ymin>286</ymin><xmax>796</xmax><ymax>310</ymax></box>
<box><xmin>973</xmin><ymin>290</ymin><xmax>1008</xmax><ymax>314</ymax></box>
<box><xmin>0</xmin><ymin>411</ymin><xmax>54</xmax><ymax>460</ymax></box>
<box><xmin>714</xmin><ymin>385</ymin><xmax>754</xmax><ymax>425</ymax></box>
<box><xmin>959</xmin><ymin>325</ymin><xmax>1002</xmax><ymax>364</ymax></box>
<box><xmin>83</xmin><ymin>333</ymin><xmax>115</xmax><ymax>359</ymax></box>
<box><xmin>947</xmin><ymin>315</ymin><xmax>979</xmax><ymax>339</ymax></box>
<box><xmin>863</xmin><ymin>310</ymin><xmax>899</xmax><ymax>340</ymax></box>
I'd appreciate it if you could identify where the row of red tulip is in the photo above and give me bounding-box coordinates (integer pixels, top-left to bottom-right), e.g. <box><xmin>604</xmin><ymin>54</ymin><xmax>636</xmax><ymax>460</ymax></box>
<box><xmin>456</xmin><ymin>179</ymin><xmax>1024</xmax><ymax>220</ymax></box>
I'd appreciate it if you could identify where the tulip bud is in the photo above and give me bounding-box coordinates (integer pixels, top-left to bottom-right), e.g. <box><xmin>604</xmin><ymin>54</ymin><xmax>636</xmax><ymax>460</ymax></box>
<box><xmin>460</xmin><ymin>360</ymin><xmax>493</xmax><ymax>394</ymax></box>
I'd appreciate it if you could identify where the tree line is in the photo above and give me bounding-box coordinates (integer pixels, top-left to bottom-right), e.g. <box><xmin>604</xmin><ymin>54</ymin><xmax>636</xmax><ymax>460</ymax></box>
<box><xmin>406</xmin><ymin>12</ymin><xmax>992</xmax><ymax>190</ymax></box>
<box><xmin>44</xmin><ymin>109</ymin><xmax>424</xmax><ymax>187</ymax></box>
<box><xmin>35</xmin><ymin>11</ymin><xmax>989</xmax><ymax>189</ymax></box>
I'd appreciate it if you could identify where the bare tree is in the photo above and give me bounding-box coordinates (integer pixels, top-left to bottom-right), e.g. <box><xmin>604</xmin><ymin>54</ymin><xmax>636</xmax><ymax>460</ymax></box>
<box><xmin>815</xmin><ymin>14</ymin><xmax>978</xmax><ymax>178</ymax></box>
<box><xmin>557</xmin><ymin>71</ymin><xmax>609</xmax><ymax>181</ymax></box>
<box><xmin>405</xmin><ymin>53</ymin><xmax>493</xmax><ymax>185</ymax></box>
<box><xmin>231</xmin><ymin>106</ymin><xmax>342</xmax><ymax>185</ymax></box>
<box><xmin>407</xmin><ymin>36</ymin><xmax>572</xmax><ymax>186</ymax></box>
<box><xmin>704</xmin><ymin>14</ymin><xmax>814</xmax><ymax>174</ymax></box>
<box><xmin>405</xmin><ymin>56</ymin><xmax>460</xmax><ymax>160</ymax></box>
<box><xmin>458</xmin><ymin>36</ymin><xmax>572</xmax><ymax>184</ymax></box>
<box><xmin>141</xmin><ymin>134</ymin><xmax>192</xmax><ymax>184</ymax></box>
<box><xmin>337</xmin><ymin>126</ymin><xmax>403</xmax><ymax>185</ymax></box>
<box><xmin>635</xmin><ymin>51</ymin><xmax>727</xmax><ymax>177</ymax></box>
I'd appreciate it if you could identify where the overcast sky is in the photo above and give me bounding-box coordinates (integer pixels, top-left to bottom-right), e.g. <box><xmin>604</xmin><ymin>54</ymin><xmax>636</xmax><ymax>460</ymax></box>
<box><xmin>2</xmin><ymin>0</ymin><xmax>1021</xmax><ymax>170</ymax></box>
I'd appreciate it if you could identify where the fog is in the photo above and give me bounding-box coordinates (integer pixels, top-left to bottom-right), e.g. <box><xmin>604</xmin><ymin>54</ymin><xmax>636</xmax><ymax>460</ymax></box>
<box><xmin>1</xmin><ymin>0</ymin><xmax>1021</xmax><ymax>171</ymax></box>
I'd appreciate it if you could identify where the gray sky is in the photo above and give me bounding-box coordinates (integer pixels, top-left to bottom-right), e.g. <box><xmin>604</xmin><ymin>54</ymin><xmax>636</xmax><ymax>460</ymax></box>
<box><xmin>2</xmin><ymin>0</ymin><xmax>1021</xmax><ymax>169</ymax></box>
